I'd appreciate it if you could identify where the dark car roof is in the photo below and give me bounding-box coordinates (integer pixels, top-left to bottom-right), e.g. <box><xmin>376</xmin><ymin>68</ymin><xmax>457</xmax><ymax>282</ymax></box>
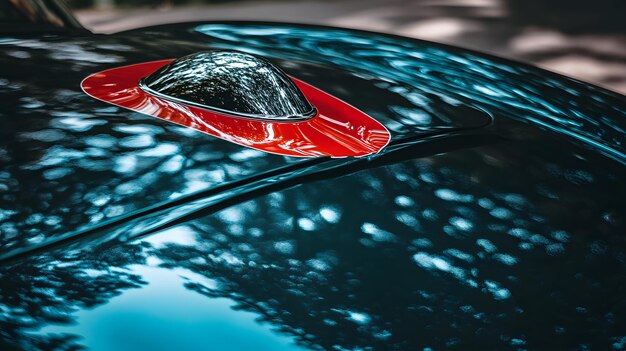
<box><xmin>0</xmin><ymin>22</ymin><xmax>625</xmax><ymax>351</ymax></box>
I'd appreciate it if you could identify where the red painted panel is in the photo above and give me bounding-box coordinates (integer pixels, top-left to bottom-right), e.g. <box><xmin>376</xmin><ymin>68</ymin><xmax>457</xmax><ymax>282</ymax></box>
<box><xmin>81</xmin><ymin>60</ymin><xmax>390</xmax><ymax>158</ymax></box>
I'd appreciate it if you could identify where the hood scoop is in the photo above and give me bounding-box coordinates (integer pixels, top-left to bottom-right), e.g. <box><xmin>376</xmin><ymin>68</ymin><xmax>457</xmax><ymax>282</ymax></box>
<box><xmin>82</xmin><ymin>54</ymin><xmax>391</xmax><ymax>158</ymax></box>
<box><xmin>139</xmin><ymin>51</ymin><xmax>316</xmax><ymax>121</ymax></box>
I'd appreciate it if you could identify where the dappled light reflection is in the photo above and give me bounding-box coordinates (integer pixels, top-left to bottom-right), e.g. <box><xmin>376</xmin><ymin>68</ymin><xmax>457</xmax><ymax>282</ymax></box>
<box><xmin>0</xmin><ymin>37</ymin><xmax>299</xmax><ymax>258</ymax></box>
<box><xmin>1</xmin><ymin>23</ymin><xmax>625</xmax><ymax>351</ymax></box>
<box><xmin>0</xmin><ymin>29</ymin><xmax>495</xmax><ymax>259</ymax></box>
<box><xmin>2</xmin><ymin>137</ymin><xmax>625</xmax><ymax>350</ymax></box>
<box><xmin>194</xmin><ymin>24</ymin><xmax>626</xmax><ymax>164</ymax></box>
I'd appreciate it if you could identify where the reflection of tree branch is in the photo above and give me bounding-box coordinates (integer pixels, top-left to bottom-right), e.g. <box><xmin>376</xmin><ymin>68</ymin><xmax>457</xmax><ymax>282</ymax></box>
<box><xmin>0</xmin><ymin>244</ymin><xmax>148</xmax><ymax>350</ymax></box>
<box><xmin>3</xmin><ymin>133</ymin><xmax>504</xmax><ymax>266</ymax></box>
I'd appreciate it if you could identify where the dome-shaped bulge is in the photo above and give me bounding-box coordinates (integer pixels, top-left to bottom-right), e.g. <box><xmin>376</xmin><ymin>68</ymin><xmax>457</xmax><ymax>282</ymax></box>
<box><xmin>139</xmin><ymin>51</ymin><xmax>316</xmax><ymax>121</ymax></box>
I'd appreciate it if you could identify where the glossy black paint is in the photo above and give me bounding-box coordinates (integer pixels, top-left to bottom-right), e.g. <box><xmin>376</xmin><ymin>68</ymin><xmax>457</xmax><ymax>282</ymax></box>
<box><xmin>0</xmin><ymin>21</ymin><xmax>625</xmax><ymax>351</ymax></box>
<box><xmin>141</xmin><ymin>50</ymin><xmax>316</xmax><ymax>120</ymax></box>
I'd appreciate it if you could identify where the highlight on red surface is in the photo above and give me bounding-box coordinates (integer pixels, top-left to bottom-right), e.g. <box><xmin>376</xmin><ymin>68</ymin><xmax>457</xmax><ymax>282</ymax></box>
<box><xmin>81</xmin><ymin>60</ymin><xmax>390</xmax><ymax>158</ymax></box>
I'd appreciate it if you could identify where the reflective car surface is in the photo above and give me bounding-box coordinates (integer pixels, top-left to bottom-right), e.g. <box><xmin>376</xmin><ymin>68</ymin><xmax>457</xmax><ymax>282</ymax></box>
<box><xmin>1</xmin><ymin>4</ymin><xmax>626</xmax><ymax>351</ymax></box>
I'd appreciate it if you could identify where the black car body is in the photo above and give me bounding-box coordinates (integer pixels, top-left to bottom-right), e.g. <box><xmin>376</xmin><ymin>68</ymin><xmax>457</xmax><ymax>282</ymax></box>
<box><xmin>1</xmin><ymin>2</ymin><xmax>626</xmax><ymax>350</ymax></box>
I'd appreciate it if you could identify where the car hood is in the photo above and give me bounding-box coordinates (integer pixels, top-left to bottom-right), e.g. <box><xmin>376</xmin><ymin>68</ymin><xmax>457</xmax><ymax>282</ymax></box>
<box><xmin>1</xmin><ymin>22</ymin><xmax>625</xmax><ymax>351</ymax></box>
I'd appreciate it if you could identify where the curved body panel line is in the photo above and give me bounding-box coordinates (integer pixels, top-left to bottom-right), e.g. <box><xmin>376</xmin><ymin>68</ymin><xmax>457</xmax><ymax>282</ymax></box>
<box><xmin>2</xmin><ymin>20</ymin><xmax>626</xmax><ymax>351</ymax></box>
